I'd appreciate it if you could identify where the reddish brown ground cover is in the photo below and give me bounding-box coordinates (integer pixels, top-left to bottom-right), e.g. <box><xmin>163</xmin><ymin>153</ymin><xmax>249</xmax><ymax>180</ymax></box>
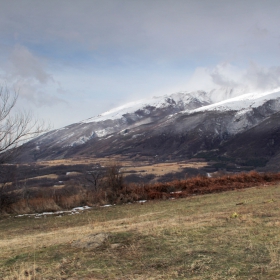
<box><xmin>2</xmin><ymin>171</ymin><xmax>280</xmax><ymax>214</ymax></box>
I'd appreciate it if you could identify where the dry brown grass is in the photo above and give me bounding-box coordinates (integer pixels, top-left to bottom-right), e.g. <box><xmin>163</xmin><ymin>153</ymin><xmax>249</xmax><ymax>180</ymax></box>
<box><xmin>121</xmin><ymin>161</ymin><xmax>207</xmax><ymax>177</ymax></box>
<box><xmin>2</xmin><ymin>171</ymin><xmax>280</xmax><ymax>215</ymax></box>
<box><xmin>1</xmin><ymin>183</ymin><xmax>280</xmax><ymax>279</ymax></box>
<box><xmin>36</xmin><ymin>156</ymin><xmax>133</xmax><ymax>167</ymax></box>
<box><xmin>33</xmin><ymin>156</ymin><xmax>208</xmax><ymax>178</ymax></box>
<box><xmin>27</xmin><ymin>174</ymin><xmax>59</xmax><ymax>180</ymax></box>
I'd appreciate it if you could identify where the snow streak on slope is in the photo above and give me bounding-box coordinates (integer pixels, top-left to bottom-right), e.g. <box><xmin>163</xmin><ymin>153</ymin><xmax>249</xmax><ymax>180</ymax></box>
<box><xmin>190</xmin><ymin>88</ymin><xmax>280</xmax><ymax>113</ymax></box>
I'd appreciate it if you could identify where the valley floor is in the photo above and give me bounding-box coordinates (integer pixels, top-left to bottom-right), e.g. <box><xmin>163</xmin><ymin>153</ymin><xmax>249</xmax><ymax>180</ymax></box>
<box><xmin>1</xmin><ymin>184</ymin><xmax>280</xmax><ymax>279</ymax></box>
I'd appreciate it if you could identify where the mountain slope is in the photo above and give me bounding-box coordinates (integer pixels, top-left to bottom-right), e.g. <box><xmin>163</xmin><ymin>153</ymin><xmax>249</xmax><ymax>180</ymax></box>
<box><xmin>29</xmin><ymin>90</ymin><xmax>212</xmax><ymax>151</ymax></box>
<box><xmin>18</xmin><ymin>88</ymin><xmax>280</xmax><ymax>172</ymax></box>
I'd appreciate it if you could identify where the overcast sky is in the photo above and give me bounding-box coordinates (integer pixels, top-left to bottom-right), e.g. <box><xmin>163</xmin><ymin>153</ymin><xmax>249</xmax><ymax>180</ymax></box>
<box><xmin>1</xmin><ymin>0</ymin><xmax>280</xmax><ymax>128</ymax></box>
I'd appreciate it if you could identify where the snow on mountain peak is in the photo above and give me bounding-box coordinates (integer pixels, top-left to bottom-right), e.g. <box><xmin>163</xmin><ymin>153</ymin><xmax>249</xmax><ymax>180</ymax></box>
<box><xmin>80</xmin><ymin>87</ymin><xmax>280</xmax><ymax>126</ymax></box>
<box><xmin>190</xmin><ymin>87</ymin><xmax>280</xmax><ymax>113</ymax></box>
<box><xmin>81</xmin><ymin>90</ymin><xmax>211</xmax><ymax>124</ymax></box>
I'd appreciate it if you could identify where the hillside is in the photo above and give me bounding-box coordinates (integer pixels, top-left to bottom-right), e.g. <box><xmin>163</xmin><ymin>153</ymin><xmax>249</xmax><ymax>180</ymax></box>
<box><xmin>1</xmin><ymin>184</ymin><xmax>280</xmax><ymax>279</ymax></box>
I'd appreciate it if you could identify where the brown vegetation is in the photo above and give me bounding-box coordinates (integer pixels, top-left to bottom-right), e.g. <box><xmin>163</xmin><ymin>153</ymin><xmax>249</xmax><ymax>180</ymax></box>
<box><xmin>1</xmin><ymin>170</ymin><xmax>280</xmax><ymax>214</ymax></box>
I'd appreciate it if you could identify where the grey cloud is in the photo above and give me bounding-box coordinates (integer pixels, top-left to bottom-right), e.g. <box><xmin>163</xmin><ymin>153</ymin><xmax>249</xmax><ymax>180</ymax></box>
<box><xmin>210</xmin><ymin>70</ymin><xmax>239</xmax><ymax>89</ymax></box>
<box><xmin>0</xmin><ymin>0</ymin><xmax>280</xmax><ymax>65</ymax></box>
<box><xmin>0</xmin><ymin>45</ymin><xmax>66</xmax><ymax>108</ymax></box>
<box><xmin>250</xmin><ymin>25</ymin><xmax>269</xmax><ymax>39</ymax></box>
<box><xmin>14</xmin><ymin>80</ymin><xmax>67</xmax><ymax>107</ymax></box>
<box><xmin>8</xmin><ymin>45</ymin><xmax>52</xmax><ymax>84</ymax></box>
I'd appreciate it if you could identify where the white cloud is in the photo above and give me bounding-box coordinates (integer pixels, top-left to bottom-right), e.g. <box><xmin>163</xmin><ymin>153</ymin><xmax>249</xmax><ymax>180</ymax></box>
<box><xmin>243</xmin><ymin>63</ymin><xmax>280</xmax><ymax>91</ymax></box>
<box><xmin>186</xmin><ymin>62</ymin><xmax>280</xmax><ymax>98</ymax></box>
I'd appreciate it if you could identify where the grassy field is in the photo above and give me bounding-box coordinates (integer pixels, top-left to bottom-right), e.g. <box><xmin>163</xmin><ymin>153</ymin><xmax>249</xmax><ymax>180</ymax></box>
<box><xmin>1</xmin><ymin>184</ymin><xmax>280</xmax><ymax>279</ymax></box>
<box><xmin>34</xmin><ymin>156</ymin><xmax>208</xmax><ymax>178</ymax></box>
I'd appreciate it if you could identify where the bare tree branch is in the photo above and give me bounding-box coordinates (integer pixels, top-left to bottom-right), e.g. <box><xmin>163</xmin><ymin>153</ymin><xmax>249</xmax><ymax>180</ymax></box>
<box><xmin>0</xmin><ymin>86</ymin><xmax>50</xmax><ymax>163</ymax></box>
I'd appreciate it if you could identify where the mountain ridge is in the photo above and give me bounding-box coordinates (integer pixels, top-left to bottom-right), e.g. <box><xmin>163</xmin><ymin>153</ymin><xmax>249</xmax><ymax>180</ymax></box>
<box><xmin>18</xmin><ymin>87</ymin><xmax>280</xmax><ymax>173</ymax></box>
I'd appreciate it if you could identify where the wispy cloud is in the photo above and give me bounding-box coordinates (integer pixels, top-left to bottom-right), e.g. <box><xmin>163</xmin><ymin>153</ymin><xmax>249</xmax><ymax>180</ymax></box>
<box><xmin>0</xmin><ymin>45</ymin><xmax>67</xmax><ymax>107</ymax></box>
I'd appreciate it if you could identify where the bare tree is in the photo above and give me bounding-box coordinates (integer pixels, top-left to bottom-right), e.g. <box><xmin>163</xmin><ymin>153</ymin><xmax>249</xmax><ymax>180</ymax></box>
<box><xmin>81</xmin><ymin>162</ymin><xmax>124</xmax><ymax>204</ymax></box>
<box><xmin>104</xmin><ymin>162</ymin><xmax>124</xmax><ymax>203</ymax></box>
<box><xmin>105</xmin><ymin>163</ymin><xmax>124</xmax><ymax>192</ymax></box>
<box><xmin>0</xmin><ymin>85</ymin><xmax>49</xmax><ymax>212</ymax></box>
<box><xmin>0</xmin><ymin>86</ymin><xmax>48</xmax><ymax>163</ymax></box>
<box><xmin>84</xmin><ymin>166</ymin><xmax>105</xmax><ymax>192</ymax></box>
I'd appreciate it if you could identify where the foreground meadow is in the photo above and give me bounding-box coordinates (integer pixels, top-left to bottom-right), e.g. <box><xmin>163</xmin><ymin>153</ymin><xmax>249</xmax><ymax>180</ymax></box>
<box><xmin>1</xmin><ymin>184</ymin><xmax>280</xmax><ymax>279</ymax></box>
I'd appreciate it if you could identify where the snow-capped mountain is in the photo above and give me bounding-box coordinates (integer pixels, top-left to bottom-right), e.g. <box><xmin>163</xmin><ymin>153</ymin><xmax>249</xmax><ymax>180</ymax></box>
<box><xmin>30</xmin><ymin>90</ymin><xmax>213</xmax><ymax>148</ymax></box>
<box><xmin>82</xmin><ymin>91</ymin><xmax>211</xmax><ymax>123</ymax></box>
<box><xmin>18</xmin><ymin>87</ymin><xmax>280</xmax><ymax>171</ymax></box>
<box><xmin>191</xmin><ymin>87</ymin><xmax>280</xmax><ymax>113</ymax></box>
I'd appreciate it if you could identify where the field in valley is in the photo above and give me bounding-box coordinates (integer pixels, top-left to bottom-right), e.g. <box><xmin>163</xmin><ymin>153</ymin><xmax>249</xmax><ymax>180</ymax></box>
<box><xmin>8</xmin><ymin>157</ymin><xmax>208</xmax><ymax>193</ymax></box>
<box><xmin>34</xmin><ymin>156</ymin><xmax>208</xmax><ymax>178</ymax></box>
<box><xmin>1</xmin><ymin>183</ymin><xmax>280</xmax><ymax>279</ymax></box>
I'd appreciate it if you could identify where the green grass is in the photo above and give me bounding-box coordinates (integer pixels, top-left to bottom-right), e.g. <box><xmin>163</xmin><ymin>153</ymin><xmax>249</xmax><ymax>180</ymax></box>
<box><xmin>1</xmin><ymin>184</ymin><xmax>280</xmax><ymax>279</ymax></box>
